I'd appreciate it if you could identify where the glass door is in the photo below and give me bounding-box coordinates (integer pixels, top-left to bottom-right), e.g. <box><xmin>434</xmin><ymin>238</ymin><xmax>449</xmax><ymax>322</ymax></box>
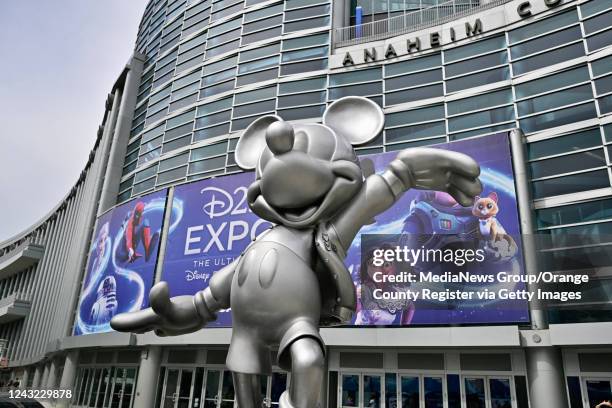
<box><xmin>464</xmin><ymin>377</ymin><xmax>486</xmax><ymax>408</ymax></box>
<box><xmin>219</xmin><ymin>370</ymin><xmax>235</xmax><ymax>408</ymax></box>
<box><xmin>201</xmin><ymin>369</ymin><xmax>236</xmax><ymax>408</ymax></box>
<box><xmin>583</xmin><ymin>378</ymin><xmax>612</xmax><ymax>408</ymax></box>
<box><xmin>121</xmin><ymin>368</ymin><xmax>137</xmax><ymax>408</ymax></box>
<box><xmin>95</xmin><ymin>368</ymin><xmax>111</xmax><ymax>407</ymax></box>
<box><xmin>110</xmin><ymin>369</ymin><xmax>126</xmax><ymax>408</ymax></box>
<box><xmin>463</xmin><ymin>376</ymin><xmax>513</xmax><ymax>408</ymax></box>
<box><xmin>400</xmin><ymin>375</ymin><xmax>419</xmax><ymax>408</ymax></box>
<box><xmin>192</xmin><ymin>368</ymin><xmax>205</xmax><ymax>408</ymax></box>
<box><xmin>363</xmin><ymin>374</ymin><xmax>382</xmax><ymax>408</ymax></box>
<box><xmin>203</xmin><ymin>370</ymin><xmax>221</xmax><ymax>408</ymax></box>
<box><xmin>340</xmin><ymin>373</ymin><xmax>384</xmax><ymax>408</ymax></box>
<box><xmin>162</xmin><ymin>369</ymin><xmax>180</xmax><ymax>408</ymax></box>
<box><xmin>341</xmin><ymin>374</ymin><xmax>360</xmax><ymax>407</ymax></box>
<box><xmin>177</xmin><ymin>369</ymin><xmax>194</xmax><ymax>408</ymax></box>
<box><xmin>423</xmin><ymin>377</ymin><xmax>443</xmax><ymax>408</ymax></box>
<box><xmin>488</xmin><ymin>378</ymin><xmax>512</xmax><ymax>408</ymax></box>
<box><xmin>161</xmin><ymin>368</ymin><xmax>196</xmax><ymax>408</ymax></box>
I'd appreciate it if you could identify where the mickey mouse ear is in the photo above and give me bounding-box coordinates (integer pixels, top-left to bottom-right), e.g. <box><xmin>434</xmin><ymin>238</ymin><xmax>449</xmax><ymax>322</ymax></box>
<box><xmin>235</xmin><ymin>115</ymin><xmax>282</xmax><ymax>170</ymax></box>
<box><xmin>323</xmin><ymin>96</ymin><xmax>384</xmax><ymax>145</ymax></box>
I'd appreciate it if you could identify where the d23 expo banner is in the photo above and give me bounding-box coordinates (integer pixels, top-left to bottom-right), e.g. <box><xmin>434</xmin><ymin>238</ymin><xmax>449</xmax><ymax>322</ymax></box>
<box><xmin>162</xmin><ymin>171</ymin><xmax>272</xmax><ymax>326</ymax></box>
<box><xmin>74</xmin><ymin>190</ymin><xmax>167</xmax><ymax>335</ymax></box>
<box><xmin>161</xmin><ymin>132</ymin><xmax>528</xmax><ymax>326</ymax></box>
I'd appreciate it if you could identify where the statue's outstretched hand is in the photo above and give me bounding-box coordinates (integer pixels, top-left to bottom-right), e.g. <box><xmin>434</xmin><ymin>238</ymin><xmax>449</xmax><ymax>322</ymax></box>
<box><xmin>110</xmin><ymin>282</ymin><xmax>210</xmax><ymax>336</ymax></box>
<box><xmin>389</xmin><ymin>147</ymin><xmax>482</xmax><ymax>206</ymax></box>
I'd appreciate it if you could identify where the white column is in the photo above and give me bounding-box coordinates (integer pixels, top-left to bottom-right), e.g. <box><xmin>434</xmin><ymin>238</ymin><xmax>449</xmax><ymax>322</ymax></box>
<box><xmin>31</xmin><ymin>365</ymin><xmax>43</xmax><ymax>388</ymax></box>
<box><xmin>20</xmin><ymin>368</ymin><xmax>30</xmax><ymax>389</ymax></box>
<box><xmin>57</xmin><ymin>350</ymin><xmax>79</xmax><ymax>408</ymax></box>
<box><xmin>132</xmin><ymin>346</ymin><xmax>162</xmax><ymax>408</ymax></box>
<box><xmin>46</xmin><ymin>358</ymin><xmax>59</xmax><ymax>389</ymax></box>
<box><xmin>526</xmin><ymin>347</ymin><xmax>568</xmax><ymax>408</ymax></box>
<box><xmin>40</xmin><ymin>363</ymin><xmax>50</xmax><ymax>389</ymax></box>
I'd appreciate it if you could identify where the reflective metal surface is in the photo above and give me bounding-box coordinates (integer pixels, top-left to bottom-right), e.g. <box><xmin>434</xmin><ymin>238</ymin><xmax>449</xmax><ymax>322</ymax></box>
<box><xmin>111</xmin><ymin>96</ymin><xmax>482</xmax><ymax>407</ymax></box>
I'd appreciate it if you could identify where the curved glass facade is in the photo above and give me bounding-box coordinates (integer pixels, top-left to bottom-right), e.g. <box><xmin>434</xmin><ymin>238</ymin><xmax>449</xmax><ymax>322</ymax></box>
<box><xmin>119</xmin><ymin>0</ymin><xmax>612</xmax><ymax>206</ymax></box>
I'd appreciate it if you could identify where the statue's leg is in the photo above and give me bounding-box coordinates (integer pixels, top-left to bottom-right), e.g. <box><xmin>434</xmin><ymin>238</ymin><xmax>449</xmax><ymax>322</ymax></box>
<box><xmin>232</xmin><ymin>372</ymin><xmax>262</xmax><ymax>408</ymax></box>
<box><xmin>280</xmin><ymin>337</ymin><xmax>325</xmax><ymax>408</ymax></box>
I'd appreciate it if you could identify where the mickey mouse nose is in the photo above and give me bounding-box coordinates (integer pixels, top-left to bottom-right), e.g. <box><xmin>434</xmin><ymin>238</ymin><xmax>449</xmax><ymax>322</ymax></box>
<box><xmin>266</xmin><ymin>121</ymin><xmax>294</xmax><ymax>155</ymax></box>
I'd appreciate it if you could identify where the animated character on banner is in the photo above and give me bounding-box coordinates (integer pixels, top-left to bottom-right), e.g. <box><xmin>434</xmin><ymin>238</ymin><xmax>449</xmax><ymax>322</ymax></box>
<box><xmin>356</xmin><ymin>243</ymin><xmax>414</xmax><ymax>325</ymax></box>
<box><xmin>116</xmin><ymin>201</ymin><xmax>160</xmax><ymax>263</ymax></box>
<box><xmin>111</xmin><ymin>96</ymin><xmax>482</xmax><ymax>408</ymax></box>
<box><xmin>75</xmin><ymin>221</ymin><xmax>113</xmax><ymax>333</ymax></box>
<box><xmin>90</xmin><ymin>275</ymin><xmax>118</xmax><ymax>325</ymax></box>
<box><xmin>402</xmin><ymin>190</ymin><xmax>517</xmax><ymax>262</ymax></box>
<box><xmin>401</xmin><ymin>191</ymin><xmax>480</xmax><ymax>248</ymax></box>
<box><xmin>472</xmin><ymin>192</ymin><xmax>518</xmax><ymax>260</ymax></box>
<box><xmin>91</xmin><ymin>222</ymin><xmax>110</xmax><ymax>275</ymax></box>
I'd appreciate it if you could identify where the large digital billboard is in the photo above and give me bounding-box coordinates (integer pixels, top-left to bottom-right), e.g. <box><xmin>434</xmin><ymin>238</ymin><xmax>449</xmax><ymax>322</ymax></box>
<box><xmin>73</xmin><ymin>190</ymin><xmax>167</xmax><ymax>335</ymax></box>
<box><xmin>160</xmin><ymin>132</ymin><xmax>528</xmax><ymax>326</ymax></box>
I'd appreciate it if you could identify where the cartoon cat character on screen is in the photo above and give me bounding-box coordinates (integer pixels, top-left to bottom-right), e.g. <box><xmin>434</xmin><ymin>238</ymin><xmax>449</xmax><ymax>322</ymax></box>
<box><xmin>111</xmin><ymin>96</ymin><xmax>482</xmax><ymax>408</ymax></box>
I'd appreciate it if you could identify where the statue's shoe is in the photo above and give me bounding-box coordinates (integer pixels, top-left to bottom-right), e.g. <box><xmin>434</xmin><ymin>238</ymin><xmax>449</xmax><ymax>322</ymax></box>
<box><xmin>279</xmin><ymin>391</ymin><xmax>322</xmax><ymax>408</ymax></box>
<box><xmin>279</xmin><ymin>391</ymin><xmax>295</xmax><ymax>408</ymax></box>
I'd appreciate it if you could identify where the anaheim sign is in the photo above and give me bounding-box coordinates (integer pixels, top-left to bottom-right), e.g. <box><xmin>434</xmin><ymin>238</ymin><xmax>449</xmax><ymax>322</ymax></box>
<box><xmin>332</xmin><ymin>0</ymin><xmax>565</xmax><ymax>69</ymax></box>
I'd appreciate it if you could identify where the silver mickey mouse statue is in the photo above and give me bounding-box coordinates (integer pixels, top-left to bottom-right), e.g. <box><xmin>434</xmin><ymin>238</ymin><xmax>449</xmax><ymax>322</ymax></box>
<box><xmin>111</xmin><ymin>96</ymin><xmax>482</xmax><ymax>408</ymax></box>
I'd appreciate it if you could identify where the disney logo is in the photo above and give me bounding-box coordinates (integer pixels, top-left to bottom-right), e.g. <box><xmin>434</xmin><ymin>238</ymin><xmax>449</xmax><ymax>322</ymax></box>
<box><xmin>200</xmin><ymin>186</ymin><xmax>249</xmax><ymax>219</ymax></box>
<box><xmin>185</xmin><ymin>270</ymin><xmax>211</xmax><ymax>282</ymax></box>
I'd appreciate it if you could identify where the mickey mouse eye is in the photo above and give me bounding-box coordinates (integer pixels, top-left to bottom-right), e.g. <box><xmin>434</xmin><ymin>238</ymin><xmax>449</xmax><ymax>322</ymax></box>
<box><xmin>487</xmin><ymin>203</ymin><xmax>493</xmax><ymax>209</ymax></box>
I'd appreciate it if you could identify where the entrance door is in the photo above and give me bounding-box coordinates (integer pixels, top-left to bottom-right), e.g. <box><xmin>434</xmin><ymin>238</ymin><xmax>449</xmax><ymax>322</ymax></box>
<box><xmin>398</xmin><ymin>375</ymin><xmax>443</xmax><ymax>408</ymax></box>
<box><xmin>177</xmin><ymin>370</ymin><xmax>194</xmax><ymax>408</ymax></box>
<box><xmin>583</xmin><ymin>378</ymin><xmax>612</xmax><ymax>408</ymax></box>
<box><xmin>340</xmin><ymin>373</ymin><xmax>383</xmax><ymax>408</ymax></box>
<box><xmin>423</xmin><ymin>376</ymin><xmax>443</xmax><ymax>408</ymax></box>
<box><xmin>162</xmin><ymin>369</ymin><xmax>180</xmax><ymax>408</ymax></box>
<box><xmin>464</xmin><ymin>377</ymin><xmax>486</xmax><ymax>408</ymax></box>
<box><xmin>463</xmin><ymin>376</ymin><xmax>513</xmax><ymax>408</ymax></box>
<box><xmin>400</xmin><ymin>375</ymin><xmax>419</xmax><ymax>408</ymax></box>
<box><xmin>161</xmin><ymin>368</ymin><xmax>195</xmax><ymax>408</ymax></box>
<box><xmin>363</xmin><ymin>374</ymin><xmax>382</xmax><ymax>408</ymax></box>
<box><xmin>203</xmin><ymin>370</ymin><xmax>221</xmax><ymax>408</ymax></box>
<box><xmin>219</xmin><ymin>371</ymin><xmax>236</xmax><ymax>408</ymax></box>
<box><xmin>488</xmin><ymin>378</ymin><xmax>512</xmax><ymax>408</ymax></box>
<box><xmin>202</xmin><ymin>369</ymin><xmax>236</xmax><ymax>408</ymax></box>
<box><xmin>341</xmin><ymin>374</ymin><xmax>360</xmax><ymax>407</ymax></box>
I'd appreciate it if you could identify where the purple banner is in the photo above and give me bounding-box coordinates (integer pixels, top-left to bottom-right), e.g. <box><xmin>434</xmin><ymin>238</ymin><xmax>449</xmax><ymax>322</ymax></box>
<box><xmin>74</xmin><ymin>190</ymin><xmax>167</xmax><ymax>335</ymax></box>
<box><xmin>349</xmin><ymin>133</ymin><xmax>528</xmax><ymax>325</ymax></box>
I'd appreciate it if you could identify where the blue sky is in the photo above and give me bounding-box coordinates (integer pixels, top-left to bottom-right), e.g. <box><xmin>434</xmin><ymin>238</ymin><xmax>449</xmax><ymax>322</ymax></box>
<box><xmin>0</xmin><ymin>1</ymin><xmax>149</xmax><ymax>241</ymax></box>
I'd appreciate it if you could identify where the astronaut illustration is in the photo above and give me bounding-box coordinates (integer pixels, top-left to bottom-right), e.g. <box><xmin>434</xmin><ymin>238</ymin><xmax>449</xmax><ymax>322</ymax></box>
<box><xmin>116</xmin><ymin>201</ymin><xmax>160</xmax><ymax>263</ymax></box>
<box><xmin>111</xmin><ymin>96</ymin><xmax>482</xmax><ymax>408</ymax></box>
<box><xmin>90</xmin><ymin>276</ymin><xmax>118</xmax><ymax>325</ymax></box>
<box><xmin>401</xmin><ymin>191</ymin><xmax>480</xmax><ymax>250</ymax></box>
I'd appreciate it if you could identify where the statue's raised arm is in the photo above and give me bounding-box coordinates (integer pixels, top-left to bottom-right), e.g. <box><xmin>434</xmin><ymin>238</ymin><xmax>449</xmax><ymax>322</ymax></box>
<box><xmin>330</xmin><ymin>147</ymin><xmax>482</xmax><ymax>252</ymax></box>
